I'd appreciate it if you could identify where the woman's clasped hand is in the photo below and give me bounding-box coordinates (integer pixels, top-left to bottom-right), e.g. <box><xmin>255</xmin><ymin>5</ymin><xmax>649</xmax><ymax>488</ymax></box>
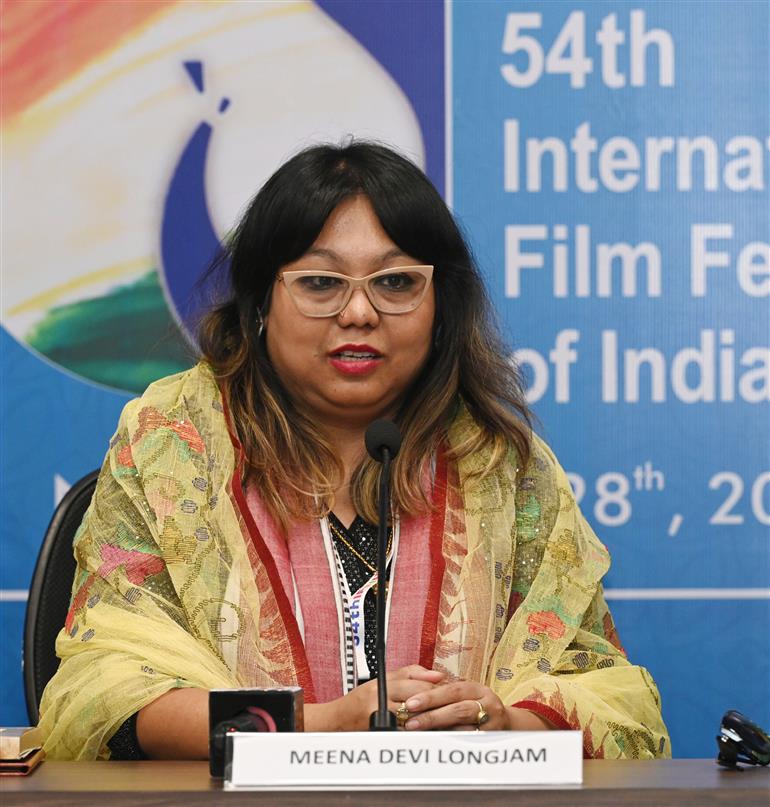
<box><xmin>312</xmin><ymin>665</ymin><xmax>443</xmax><ymax>732</ymax></box>
<box><xmin>311</xmin><ymin>665</ymin><xmax>552</xmax><ymax>733</ymax></box>
<box><xmin>402</xmin><ymin>679</ymin><xmax>552</xmax><ymax>733</ymax></box>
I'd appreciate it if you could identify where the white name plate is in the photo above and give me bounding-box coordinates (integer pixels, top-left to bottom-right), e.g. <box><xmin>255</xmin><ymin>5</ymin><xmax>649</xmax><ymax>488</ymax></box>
<box><xmin>225</xmin><ymin>730</ymin><xmax>582</xmax><ymax>790</ymax></box>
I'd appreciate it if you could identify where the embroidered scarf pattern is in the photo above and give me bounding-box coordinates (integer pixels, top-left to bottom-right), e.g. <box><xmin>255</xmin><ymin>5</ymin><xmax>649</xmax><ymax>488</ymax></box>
<box><xmin>36</xmin><ymin>365</ymin><xmax>670</xmax><ymax>760</ymax></box>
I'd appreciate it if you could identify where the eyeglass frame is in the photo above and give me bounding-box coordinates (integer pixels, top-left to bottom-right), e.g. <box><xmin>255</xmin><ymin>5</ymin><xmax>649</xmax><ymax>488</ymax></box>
<box><xmin>277</xmin><ymin>265</ymin><xmax>434</xmax><ymax>318</ymax></box>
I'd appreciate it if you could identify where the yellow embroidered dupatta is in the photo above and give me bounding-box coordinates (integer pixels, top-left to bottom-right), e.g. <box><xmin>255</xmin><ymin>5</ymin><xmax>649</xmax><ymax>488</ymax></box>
<box><xmin>35</xmin><ymin>365</ymin><xmax>669</xmax><ymax>760</ymax></box>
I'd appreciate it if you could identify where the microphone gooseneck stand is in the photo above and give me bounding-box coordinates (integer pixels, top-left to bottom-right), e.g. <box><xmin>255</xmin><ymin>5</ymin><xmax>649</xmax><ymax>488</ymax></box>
<box><xmin>364</xmin><ymin>419</ymin><xmax>402</xmax><ymax>731</ymax></box>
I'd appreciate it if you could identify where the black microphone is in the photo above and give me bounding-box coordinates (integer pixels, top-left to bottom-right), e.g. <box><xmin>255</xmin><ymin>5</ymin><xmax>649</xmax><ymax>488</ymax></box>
<box><xmin>364</xmin><ymin>419</ymin><xmax>402</xmax><ymax>731</ymax></box>
<box><xmin>365</xmin><ymin>419</ymin><xmax>402</xmax><ymax>463</ymax></box>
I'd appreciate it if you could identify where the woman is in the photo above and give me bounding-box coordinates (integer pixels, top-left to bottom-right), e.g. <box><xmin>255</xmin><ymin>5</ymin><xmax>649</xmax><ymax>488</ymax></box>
<box><xmin>37</xmin><ymin>142</ymin><xmax>669</xmax><ymax>761</ymax></box>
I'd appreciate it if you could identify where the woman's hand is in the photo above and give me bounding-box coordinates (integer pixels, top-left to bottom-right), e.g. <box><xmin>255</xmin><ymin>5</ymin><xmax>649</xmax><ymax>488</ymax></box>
<box><xmin>306</xmin><ymin>665</ymin><xmax>445</xmax><ymax>732</ymax></box>
<box><xmin>402</xmin><ymin>680</ymin><xmax>555</xmax><ymax>732</ymax></box>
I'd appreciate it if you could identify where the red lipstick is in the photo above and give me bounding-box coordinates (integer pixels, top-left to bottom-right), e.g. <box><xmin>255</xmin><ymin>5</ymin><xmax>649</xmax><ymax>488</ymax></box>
<box><xmin>328</xmin><ymin>343</ymin><xmax>383</xmax><ymax>376</ymax></box>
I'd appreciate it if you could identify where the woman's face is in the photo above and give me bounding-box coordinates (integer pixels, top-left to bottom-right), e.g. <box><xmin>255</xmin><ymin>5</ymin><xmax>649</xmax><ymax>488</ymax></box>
<box><xmin>265</xmin><ymin>195</ymin><xmax>436</xmax><ymax>431</ymax></box>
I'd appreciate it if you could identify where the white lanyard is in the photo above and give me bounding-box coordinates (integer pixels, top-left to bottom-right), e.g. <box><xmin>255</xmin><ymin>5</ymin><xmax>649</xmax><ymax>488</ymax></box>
<box><xmin>319</xmin><ymin>517</ymin><xmax>353</xmax><ymax>692</ymax></box>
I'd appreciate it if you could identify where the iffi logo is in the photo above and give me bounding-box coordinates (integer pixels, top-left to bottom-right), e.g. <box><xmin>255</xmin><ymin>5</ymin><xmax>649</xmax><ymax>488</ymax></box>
<box><xmin>160</xmin><ymin>61</ymin><xmax>231</xmax><ymax>343</ymax></box>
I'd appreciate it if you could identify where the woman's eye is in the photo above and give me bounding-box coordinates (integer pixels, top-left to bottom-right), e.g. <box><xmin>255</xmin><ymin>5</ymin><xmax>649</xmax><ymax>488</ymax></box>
<box><xmin>374</xmin><ymin>273</ymin><xmax>414</xmax><ymax>291</ymax></box>
<box><xmin>297</xmin><ymin>275</ymin><xmax>344</xmax><ymax>291</ymax></box>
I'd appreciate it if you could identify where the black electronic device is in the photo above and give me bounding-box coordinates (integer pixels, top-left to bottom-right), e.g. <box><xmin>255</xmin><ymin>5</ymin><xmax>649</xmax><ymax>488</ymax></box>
<box><xmin>209</xmin><ymin>687</ymin><xmax>303</xmax><ymax>777</ymax></box>
<box><xmin>716</xmin><ymin>710</ymin><xmax>770</xmax><ymax>769</ymax></box>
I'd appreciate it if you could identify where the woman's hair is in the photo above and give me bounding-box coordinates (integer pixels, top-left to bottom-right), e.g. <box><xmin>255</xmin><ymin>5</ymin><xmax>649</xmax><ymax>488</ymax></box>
<box><xmin>199</xmin><ymin>141</ymin><xmax>532</xmax><ymax>528</ymax></box>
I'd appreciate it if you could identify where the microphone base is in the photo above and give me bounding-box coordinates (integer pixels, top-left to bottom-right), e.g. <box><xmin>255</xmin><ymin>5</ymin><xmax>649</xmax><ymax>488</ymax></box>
<box><xmin>369</xmin><ymin>710</ymin><xmax>398</xmax><ymax>731</ymax></box>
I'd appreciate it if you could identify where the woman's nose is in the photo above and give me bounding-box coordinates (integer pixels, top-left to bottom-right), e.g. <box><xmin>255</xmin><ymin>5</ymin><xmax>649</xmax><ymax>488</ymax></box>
<box><xmin>337</xmin><ymin>287</ymin><xmax>380</xmax><ymax>327</ymax></box>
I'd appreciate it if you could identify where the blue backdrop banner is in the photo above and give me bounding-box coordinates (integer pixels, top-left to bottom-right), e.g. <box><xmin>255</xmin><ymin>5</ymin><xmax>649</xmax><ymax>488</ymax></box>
<box><xmin>450</xmin><ymin>0</ymin><xmax>769</xmax><ymax>757</ymax></box>
<box><xmin>1</xmin><ymin>0</ymin><xmax>767</xmax><ymax>758</ymax></box>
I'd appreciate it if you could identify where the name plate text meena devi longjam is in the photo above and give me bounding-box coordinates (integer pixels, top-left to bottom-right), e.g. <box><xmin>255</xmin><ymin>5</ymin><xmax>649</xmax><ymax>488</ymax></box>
<box><xmin>225</xmin><ymin>730</ymin><xmax>583</xmax><ymax>789</ymax></box>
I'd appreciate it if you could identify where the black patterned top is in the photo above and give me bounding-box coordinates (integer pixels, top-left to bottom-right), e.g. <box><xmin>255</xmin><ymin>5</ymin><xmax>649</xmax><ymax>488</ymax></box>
<box><xmin>327</xmin><ymin>513</ymin><xmax>390</xmax><ymax>683</ymax></box>
<box><xmin>107</xmin><ymin>711</ymin><xmax>147</xmax><ymax>760</ymax></box>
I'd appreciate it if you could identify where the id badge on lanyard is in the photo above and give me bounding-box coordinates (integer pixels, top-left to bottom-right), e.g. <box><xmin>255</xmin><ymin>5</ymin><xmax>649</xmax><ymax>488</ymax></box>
<box><xmin>346</xmin><ymin>519</ymin><xmax>400</xmax><ymax>683</ymax></box>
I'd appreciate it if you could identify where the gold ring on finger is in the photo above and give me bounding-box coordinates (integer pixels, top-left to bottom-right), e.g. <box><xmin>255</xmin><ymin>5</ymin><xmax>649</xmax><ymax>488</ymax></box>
<box><xmin>396</xmin><ymin>701</ymin><xmax>410</xmax><ymax>728</ymax></box>
<box><xmin>474</xmin><ymin>700</ymin><xmax>490</xmax><ymax>727</ymax></box>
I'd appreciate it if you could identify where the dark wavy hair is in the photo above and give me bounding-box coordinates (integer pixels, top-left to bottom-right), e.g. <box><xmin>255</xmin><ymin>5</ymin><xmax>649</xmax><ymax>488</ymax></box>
<box><xmin>199</xmin><ymin>141</ymin><xmax>532</xmax><ymax>527</ymax></box>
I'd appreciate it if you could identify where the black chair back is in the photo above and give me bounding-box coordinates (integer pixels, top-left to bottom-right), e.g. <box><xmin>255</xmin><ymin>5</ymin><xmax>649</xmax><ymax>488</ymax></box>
<box><xmin>23</xmin><ymin>470</ymin><xmax>99</xmax><ymax>724</ymax></box>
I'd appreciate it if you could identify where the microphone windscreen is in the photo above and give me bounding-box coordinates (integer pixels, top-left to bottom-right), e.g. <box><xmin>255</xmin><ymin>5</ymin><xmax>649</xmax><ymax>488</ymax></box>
<box><xmin>365</xmin><ymin>419</ymin><xmax>402</xmax><ymax>462</ymax></box>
